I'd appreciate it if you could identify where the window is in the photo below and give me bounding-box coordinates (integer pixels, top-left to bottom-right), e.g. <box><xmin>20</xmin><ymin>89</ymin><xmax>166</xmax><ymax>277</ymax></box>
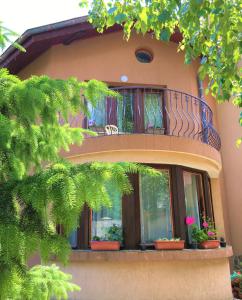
<box><xmin>87</xmin><ymin>98</ymin><xmax>106</xmax><ymax>128</ymax></box>
<box><xmin>135</xmin><ymin>49</ymin><xmax>153</xmax><ymax>63</ymax></box>
<box><xmin>140</xmin><ymin>170</ymin><xmax>173</xmax><ymax>243</ymax></box>
<box><xmin>91</xmin><ymin>184</ymin><xmax>122</xmax><ymax>239</ymax></box>
<box><xmin>144</xmin><ymin>92</ymin><xmax>164</xmax><ymax>131</ymax></box>
<box><xmin>68</xmin><ymin>165</ymin><xmax>214</xmax><ymax>250</ymax></box>
<box><xmin>183</xmin><ymin>171</ymin><xmax>205</xmax><ymax>242</ymax></box>
<box><xmin>117</xmin><ymin>90</ymin><xmax>134</xmax><ymax>133</ymax></box>
<box><xmin>85</xmin><ymin>87</ymin><xmax>166</xmax><ymax>135</ymax></box>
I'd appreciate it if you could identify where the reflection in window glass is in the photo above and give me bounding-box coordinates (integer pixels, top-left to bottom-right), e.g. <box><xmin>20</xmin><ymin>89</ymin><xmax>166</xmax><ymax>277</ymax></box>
<box><xmin>183</xmin><ymin>171</ymin><xmax>203</xmax><ymax>242</ymax></box>
<box><xmin>117</xmin><ymin>92</ymin><xmax>134</xmax><ymax>133</ymax></box>
<box><xmin>140</xmin><ymin>170</ymin><xmax>172</xmax><ymax>243</ymax></box>
<box><xmin>144</xmin><ymin>93</ymin><xmax>163</xmax><ymax>130</ymax></box>
<box><xmin>88</xmin><ymin>99</ymin><xmax>106</xmax><ymax>128</ymax></box>
<box><xmin>92</xmin><ymin>184</ymin><xmax>122</xmax><ymax>239</ymax></box>
<box><xmin>68</xmin><ymin>230</ymin><xmax>78</xmax><ymax>248</ymax></box>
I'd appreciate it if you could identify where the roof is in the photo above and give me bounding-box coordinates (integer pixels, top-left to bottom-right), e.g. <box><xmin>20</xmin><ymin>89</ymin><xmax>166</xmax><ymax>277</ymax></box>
<box><xmin>0</xmin><ymin>16</ymin><xmax>182</xmax><ymax>74</ymax></box>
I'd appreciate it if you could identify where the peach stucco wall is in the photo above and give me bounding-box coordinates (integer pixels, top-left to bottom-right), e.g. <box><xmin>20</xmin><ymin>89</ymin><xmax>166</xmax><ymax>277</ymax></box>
<box><xmin>216</xmin><ymin>102</ymin><xmax>242</xmax><ymax>254</ymax></box>
<box><xmin>62</xmin><ymin>258</ymin><xmax>232</xmax><ymax>300</ymax></box>
<box><xmin>19</xmin><ymin>32</ymin><xmax>199</xmax><ymax>95</ymax></box>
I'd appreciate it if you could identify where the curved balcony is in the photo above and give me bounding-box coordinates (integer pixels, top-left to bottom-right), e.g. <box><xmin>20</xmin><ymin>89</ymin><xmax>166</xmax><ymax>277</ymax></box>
<box><xmin>67</xmin><ymin>87</ymin><xmax>221</xmax><ymax>151</ymax></box>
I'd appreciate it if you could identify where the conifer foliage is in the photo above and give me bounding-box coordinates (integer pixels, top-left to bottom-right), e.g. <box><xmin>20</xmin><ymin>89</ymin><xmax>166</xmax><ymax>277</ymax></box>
<box><xmin>0</xmin><ymin>68</ymin><xmax>159</xmax><ymax>298</ymax></box>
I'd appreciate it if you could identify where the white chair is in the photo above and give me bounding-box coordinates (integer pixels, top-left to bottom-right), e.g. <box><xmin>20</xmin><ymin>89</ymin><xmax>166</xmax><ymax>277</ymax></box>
<box><xmin>105</xmin><ymin>125</ymin><xmax>119</xmax><ymax>135</ymax></box>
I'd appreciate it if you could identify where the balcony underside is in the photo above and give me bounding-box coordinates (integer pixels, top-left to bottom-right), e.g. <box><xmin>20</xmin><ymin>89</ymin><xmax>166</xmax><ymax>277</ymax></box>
<box><xmin>63</xmin><ymin>134</ymin><xmax>222</xmax><ymax>178</ymax></box>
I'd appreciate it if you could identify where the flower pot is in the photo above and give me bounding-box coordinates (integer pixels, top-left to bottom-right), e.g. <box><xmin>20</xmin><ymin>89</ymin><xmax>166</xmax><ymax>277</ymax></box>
<box><xmin>199</xmin><ymin>240</ymin><xmax>220</xmax><ymax>249</ymax></box>
<box><xmin>154</xmin><ymin>240</ymin><xmax>185</xmax><ymax>250</ymax></box>
<box><xmin>90</xmin><ymin>241</ymin><xmax>120</xmax><ymax>251</ymax></box>
<box><xmin>146</xmin><ymin>127</ymin><xmax>165</xmax><ymax>135</ymax></box>
<box><xmin>88</xmin><ymin>126</ymin><xmax>104</xmax><ymax>133</ymax></box>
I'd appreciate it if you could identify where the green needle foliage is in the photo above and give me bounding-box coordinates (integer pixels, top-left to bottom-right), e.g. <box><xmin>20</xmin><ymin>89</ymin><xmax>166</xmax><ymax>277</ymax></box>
<box><xmin>82</xmin><ymin>0</ymin><xmax>242</xmax><ymax>144</ymax></box>
<box><xmin>0</xmin><ymin>68</ymin><xmax>117</xmax><ymax>181</ymax></box>
<box><xmin>0</xmin><ymin>68</ymin><xmax>159</xmax><ymax>298</ymax></box>
<box><xmin>11</xmin><ymin>264</ymin><xmax>80</xmax><ymax>300</ymax></box>
<box><xmin>0</xmin><ymin>161</ymin><xmax>158</xmax><ymax>299</ymax></box>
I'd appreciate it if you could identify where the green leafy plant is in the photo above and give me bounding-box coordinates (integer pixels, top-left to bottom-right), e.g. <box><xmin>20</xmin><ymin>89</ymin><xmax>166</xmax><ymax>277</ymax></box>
<box><xmin>186</xmin><ymin>216</ymin><xmax>217</xmax><ymax>243</ymax></box>
<box><xmin>231</xmin><ymin>255</ymin><xmax>242</xmax><ymax>299</ymax></box>
<box><xmin>92</xmin><ymin>224</ymin><xmax>123</xmax><ymax>242</ymax></box>
<box><xmin>107</xmin><ymin>224</ymin><xmax>123</xmax><ymax>242</ymax></box>
<box><xmin>81</xmin><ymin>0</ymin><xmax>242</xmax><ymax>144</ymax></box>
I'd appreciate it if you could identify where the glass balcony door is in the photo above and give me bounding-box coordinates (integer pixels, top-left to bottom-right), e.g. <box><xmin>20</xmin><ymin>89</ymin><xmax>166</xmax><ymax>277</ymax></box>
<box><xmin>91</xmin><ymin>183</ymin><xmax>122</xmax><ymax>239</ymax></box>
<box><xmin>86</xmin><ymin>87</ymin><xmax>165</xmax><ymax>135</ymax></box>
<box><xmin>144</xmin><ymin>91</ymin><xmax>164</xmax><ymax>133</ymax></box>
<box><xmin>139</xmin><ymin>169</ymin><xmax>173</xmax><ymax>243</ymax></box>
<box><xmin>117</xmin><ymin>89</ymin><xmax>135</xmax><ymax>133</ymax></box>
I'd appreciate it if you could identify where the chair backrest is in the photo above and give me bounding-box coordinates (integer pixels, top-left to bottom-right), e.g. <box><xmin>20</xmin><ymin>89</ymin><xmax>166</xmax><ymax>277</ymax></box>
<box><xmin>105</xmin><ymin>125</ymin><xmax>119</xmax><ymax>135</ymax></box>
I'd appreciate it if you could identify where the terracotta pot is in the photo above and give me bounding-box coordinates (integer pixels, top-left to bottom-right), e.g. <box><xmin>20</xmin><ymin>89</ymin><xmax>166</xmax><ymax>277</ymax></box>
<box><xmin>199</xmin><ymin>240</ymin><xmax>220</xmax><ymax>249</ymax></box>
<box><xmin>154</xmin><ymin>240</ymin><xmax>185</xmax><ymax>250</ymax></box>
<box><xmin>146</xmin><ymin>128</ymin><xmax>165</xmax><ymax>135</ymax></box>
<box><xmin>90</xmin><ymin>241</ymin><xmax>120</xmax><ymax>251</ymax></box>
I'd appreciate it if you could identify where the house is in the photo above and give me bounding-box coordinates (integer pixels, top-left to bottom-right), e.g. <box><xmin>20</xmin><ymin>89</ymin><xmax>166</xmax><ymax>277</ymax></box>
<box><xmin>1</xmin><ymin>16</ymin><xmax>241</xmax><ymax>300</ymax></box>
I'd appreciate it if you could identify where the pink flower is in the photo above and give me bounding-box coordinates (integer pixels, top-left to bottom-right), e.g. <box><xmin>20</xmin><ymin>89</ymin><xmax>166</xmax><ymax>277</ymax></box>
<box><xmin>186</xmin><ymin>216</ymin><xmax>195</xmax><ymax>225</ymax></box>
<box><xmin>203</xmin><ymin>221</ymin><xmax>209</xmax><ymax>228</ymax></box>
<box><xmin>207</xmin><ymin>231</ymin><xmax>215</xmax><ymax>236</ymax></box>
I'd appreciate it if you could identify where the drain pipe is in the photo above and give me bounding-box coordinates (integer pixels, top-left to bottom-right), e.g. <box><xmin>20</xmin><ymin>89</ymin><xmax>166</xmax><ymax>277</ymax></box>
<box><xmin>197</xmin><ymin>75</ymin><xmax>204</xmax><ymax>99</ymax></box>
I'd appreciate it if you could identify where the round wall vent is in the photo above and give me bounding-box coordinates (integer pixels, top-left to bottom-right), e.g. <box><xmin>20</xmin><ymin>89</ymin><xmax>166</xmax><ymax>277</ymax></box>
<box><xmin>135</xmin><ymin>49</ymin><xmax>153</xmax><ymax>63</ymax></box>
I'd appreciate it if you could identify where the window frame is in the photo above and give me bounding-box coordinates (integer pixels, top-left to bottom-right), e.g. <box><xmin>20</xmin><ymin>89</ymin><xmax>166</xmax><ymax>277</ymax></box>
<box><xmin>71</xmin><ymin>165</ymin><xmax>214</xmax><ymax>250</ymax></box>
<box><xmin>84</xmin><ymin>87</ymin><xmax>168</xmax><ymax>135</ymax></box>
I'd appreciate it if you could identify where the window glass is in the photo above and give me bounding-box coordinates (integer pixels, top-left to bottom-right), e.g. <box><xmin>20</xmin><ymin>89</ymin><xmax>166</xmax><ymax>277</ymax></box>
<box><xmin>68</xmin><ymin>230</ymin><xmax>78</xmax><ymax>248</ymax></box>
<box><xmin>92</xmin><ymin>184</ymin><xmax>122</xmax><ymax>239</ymax></box>
<box><xmin>140</xmin><ymin>170</ymin><xmax>172</xmax><ymax>243</ymax></box>
<box><xmin>183</xmin><ymin>171</ymin><xmax>204</xmax><ymax>242</ymax></box>
<box><xmin>88</xmin><ymin>99</ymin><xmax>106</xmax><ymax>128</ymax></box>
<box><xmin>117</xmin><ymin>91</ymin><xmax>134</xmax><ymax>133</ymax></box>
<box><xmin>144</xmin><ymin>93</ymin><xmax>163</xmax><ymax>130</ymax></box>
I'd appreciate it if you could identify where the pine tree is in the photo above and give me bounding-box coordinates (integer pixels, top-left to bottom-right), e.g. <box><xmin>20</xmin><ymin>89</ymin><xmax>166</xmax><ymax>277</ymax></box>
<box><xmin>0</xmin><ymin>68</ymin><xmax>159</xmax><ymax>298</ymax></box>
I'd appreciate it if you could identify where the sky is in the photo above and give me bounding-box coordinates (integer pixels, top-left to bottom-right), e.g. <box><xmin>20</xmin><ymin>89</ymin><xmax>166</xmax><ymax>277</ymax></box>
<box><xmin>1</xmin><ymin>0</ymin><xmax>88</xmax><ymax>51</ymax></box>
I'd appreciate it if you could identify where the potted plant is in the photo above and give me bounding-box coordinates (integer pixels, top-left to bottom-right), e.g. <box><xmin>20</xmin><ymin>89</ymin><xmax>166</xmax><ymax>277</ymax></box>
<box><xmin>88</xmin><ymin>120</ymin><xmax>104</xmax><ymax>133</ymax></box>
<box><xmin>186</xmin><ymin>216</ymin><xmax>220</xmax><ymax>249</ymax></box>
<box><xmin>90</xmin><ymin>224</ymin><xmax>122</xmax><ymax>251</ymax></box>
<box><xmin>145</xmin><ymin>123</ymin><xmax>165</xmax><ymax>135</ymax></box>
<box><xmin>154</xmin><ymin>238</ymin><xmax>185</xmax><ymax>250</ymax></box>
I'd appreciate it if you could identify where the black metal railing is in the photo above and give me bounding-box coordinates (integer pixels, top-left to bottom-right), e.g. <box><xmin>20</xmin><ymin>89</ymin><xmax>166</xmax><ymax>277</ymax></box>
<box><xmin>62</xmin><ymin>87</ymin><xmax>221</xmax><ymax>151</ymax></box>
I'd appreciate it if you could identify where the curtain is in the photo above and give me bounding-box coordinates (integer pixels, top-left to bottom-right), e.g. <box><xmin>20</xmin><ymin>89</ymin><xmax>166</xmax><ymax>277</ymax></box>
<box><xmin>92</xmin><ymin>183</ymin><xmax>122</xmax><ymax>239</ymax></box>
<box><xmin>88</xmin><ymin>98</ymin><xmax>106</xmax><ymax>127</ymax></box>
<box><xmin>144</xmin><ymin>93</ymin><xmax>163</xmax><ymax>129</ymax></box>
<box><xmin>140</xmin><ymin>170</ymin><xmax>172</xmax><ymax>243</ymax></box>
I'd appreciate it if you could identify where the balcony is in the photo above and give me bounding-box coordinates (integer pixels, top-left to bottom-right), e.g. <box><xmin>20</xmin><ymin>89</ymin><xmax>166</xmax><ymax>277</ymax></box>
<box><xmin>66</xmin><ymin>87</ymin><xmax>221</xmax><ymax>151</ymax></box>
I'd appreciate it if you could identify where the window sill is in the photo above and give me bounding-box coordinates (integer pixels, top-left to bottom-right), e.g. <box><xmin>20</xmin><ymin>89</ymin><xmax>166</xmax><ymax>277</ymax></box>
<box><xmin>68</xmin><ymin>246</ymin><xmax>232</xmax><ymax>262</ymax></box>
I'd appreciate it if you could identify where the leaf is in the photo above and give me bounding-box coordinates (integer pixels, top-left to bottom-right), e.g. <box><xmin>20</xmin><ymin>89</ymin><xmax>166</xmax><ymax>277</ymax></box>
<box><xmin>158</xmin><ymin>10</ymin><xmax>170</xmax><ymax>22</ymax></box>
<box><xmin>108</xmin><ymin>7</ymin><xmax>117</xmax><ymax>14</ymax></box>
<box><xmin>160</xmin><ymin>28</ymin><xmax>171</xmax><ymax>41</ymax></box>
<box><xmin>200</xmin><ymin>56</ymin><xmax>207</xmax><ymax>65</ymax></box>
<box><xmin>236</xmin><ymin>138</ymin><xmax>242</xmax><ymax>148</ymax></box>
<box><xmin>79</xmin><ymin>0</ymin><xmax>88</xmax><ymax>9</ymax></box>
<box><xmin>114</xmin><ymin>13</ymin><xmax>127</xmax><ymax>23</ymax></box>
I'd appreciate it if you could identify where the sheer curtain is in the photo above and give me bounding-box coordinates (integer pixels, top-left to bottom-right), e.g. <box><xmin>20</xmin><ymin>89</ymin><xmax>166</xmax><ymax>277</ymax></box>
<box><xmin>183</xmin><ymin>171</ymin><xmax>202</xmax><ymax>242</ymax></box>
<box><xmin>144</xmin><ymin>93</ymin><xmax>163</xmax><ymax>130</ymax></box>
<box><xmin>117</xmin><ymin>92</ymin><xmax>134</xmax><ymax>133</ymax></box>
<box><xmin>140</xmin><ymin>170</ymin><xmax>172</xmax><ymax>243</ymax></box>
<box><xmin>92</xmin><ymin>184</ymin><xmax>122</xmax><ymax>239</ymax></box>
<box><xmin>87</xmin><ymin>98</ymin><xmax>106</xmax><ymax>127</ymax></box>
